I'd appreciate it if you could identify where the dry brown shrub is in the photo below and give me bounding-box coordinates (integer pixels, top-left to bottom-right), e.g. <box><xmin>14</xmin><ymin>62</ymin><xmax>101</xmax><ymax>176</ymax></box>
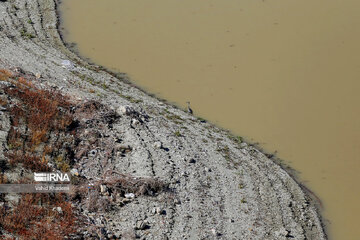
<box><xmin>0</xmin><ymin>69</ymin><xmax>13</xmax><ymax>81</ymax></box>
<box><xmin>0</xmin><ymin>97</ymin><xmax>7</xmax><ymax>106</ymax></box>
<box><xmin>9</xmin><ymin>105</ymin><xmax>24</xmax><ymax>127</ymax></box>
<box><xmin>16</xmin><ymin>76</ymin><xmax>33</xmax><ymax>88</ymax></box>
<box><xmin>5</xmin><ymin>85</ymin><xmax>72</xmax><ymax>134</ymax></box>
<box><xmin>0</xmin><ymin>173</ymin><xmax>8</xmax><ymax>184</ymax></box>
<box><xmin>0</xmin><ymin>193</ymin><xmax>78</xmax><ymax>239</ymax></box>
<box><xmin>31</xmin><ymin>129</ymin><xmax>48</xmax><ymax>146</ymax></box>
<box><xmin>7</xmin><ymin>151</ymin><xmax>51</xmax><ymax>172</ymax></box>
<box><xmin>7</xmin><ymin>127</ymin><xmax>22</xmax><ymax>150</ymax></box>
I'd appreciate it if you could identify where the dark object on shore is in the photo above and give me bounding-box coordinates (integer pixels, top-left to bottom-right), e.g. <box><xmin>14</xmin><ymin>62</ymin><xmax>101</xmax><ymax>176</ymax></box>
<box><xmin>186</xmin><ymin>101</ymin><xmax>193</xmax><ymax>115</ymax></box>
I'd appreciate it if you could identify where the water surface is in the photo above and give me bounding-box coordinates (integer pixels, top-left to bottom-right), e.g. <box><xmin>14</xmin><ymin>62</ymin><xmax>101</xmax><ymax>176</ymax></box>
<box><xmin>60</xmin><ymin>0</ymin><xmax>360</xmax><ymax>238</ymax></box>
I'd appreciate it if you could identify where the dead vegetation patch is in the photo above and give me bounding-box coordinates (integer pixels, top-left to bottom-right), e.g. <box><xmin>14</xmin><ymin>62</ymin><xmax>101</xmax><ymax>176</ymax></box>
<box><xmin>0</xmin><ymin>193</ymin><xmax>79</xmax><ymax>239</ymax></box>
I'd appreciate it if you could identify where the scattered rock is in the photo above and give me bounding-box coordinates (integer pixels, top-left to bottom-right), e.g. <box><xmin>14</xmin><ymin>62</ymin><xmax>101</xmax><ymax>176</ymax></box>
<box><xmin>153</xmin><ymin>141</ymin><xmax>162</xmax><ymax>149</ymax></box>
<box><xmin>240</xmin><ymin>142</ymin><xmax>247</xmax><ymax>148</ymax></box>
<box><xmin>88</xmin><ymin>149</ymin><xmax>97</xmax><ymax>157</ymax></box>
<box><xmin>135</xmin><ymin>220</ymin><xmax>147</xmax><ymax>230</ymax></box>
<box><xmin>53</xmin><ymin>206</ymin><xmax>63</xmax><ymax>214</ymax></box>
<box><xmin>125</xmin><ymin>193</ymin><xmax>135</xmax><ymax>199</ymax></box>
<box><xmin>61</xmin><ymin>60</ymin><xmax>74</xmax><ymax>70</ymax></box>
<box><xmin>70</xmin><ymin>168</ymin><xmax>79</xmax><ymax>176</ymax></box>
<box><xmin>131</xmin><ymin>118</ymin><xmax>139</xmax><ymax>125</ymax></box>
<box><xmin>100</xmin><ymin>185</ymin><xmax>107</xmax><ymax>193</ymax></box>
<box><xmin>116</xmin><ymin>105</ymin><xmax>135</xmax><ymax>116</ymax></box>
<box><xmin>151</xmin><ymin>207</ymin><xmax>164</xmax><ymax>215</ymax></box>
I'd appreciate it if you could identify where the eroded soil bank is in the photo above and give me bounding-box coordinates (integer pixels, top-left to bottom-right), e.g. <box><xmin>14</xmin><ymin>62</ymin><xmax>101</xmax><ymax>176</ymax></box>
<box><xmin>60</xmin><ymin>0</ymin><xmax>360</xmax><ymax>239</ymax></box>
<box><xmin>0</xmin><ymin>0</ymin><xmax>325</xmax><ymax>239</ymax></box>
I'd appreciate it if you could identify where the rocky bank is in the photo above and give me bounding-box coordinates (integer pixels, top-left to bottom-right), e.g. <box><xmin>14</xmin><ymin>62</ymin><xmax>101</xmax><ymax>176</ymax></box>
<box><xmin>0</xmin><ymin>0</ymin><xmax>326</xmax><ymax>239</ymax></box>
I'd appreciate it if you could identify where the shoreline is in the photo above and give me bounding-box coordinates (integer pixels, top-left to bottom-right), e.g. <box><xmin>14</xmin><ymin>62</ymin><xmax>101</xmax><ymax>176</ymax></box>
<box><xmin>0</xmin><ymin>0</ymin><xmax>327</xmax><ymax>238</ymax></box>
<box><xmin>57</xmin><ymin>0</ymin><xmax>326</xmax><ymax>217</ymax></box>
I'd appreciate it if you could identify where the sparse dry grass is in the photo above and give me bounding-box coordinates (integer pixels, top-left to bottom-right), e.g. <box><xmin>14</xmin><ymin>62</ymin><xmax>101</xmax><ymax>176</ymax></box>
<box><xmin>0</xmin><ymin>173</ymin><xmax>8</xmax><ymax>184</ymax></box>
<box><xmin>0</xmin><ymin>193</ymin><xmax>78</xmax><ymax>239</ymax></box>
<box><xmin>3</xmin><ymin>72</ymin><xmax>75</xmax><ymax>172</ymax></box>
<box><xmin>0</xmin><ymin>69</ymin><xmax>13</xmax><ymax>81</ymax></box>
<box><xmin>5</xmin><ymin>85</ymin><xmax>71</xmax><ymax>133</ymax></box>
<box><xmin>0</xmin><ymin>70</ymin><xmax>83</xmax><ymax>238</ymax></box>
<box><xmin>6</xmin><ymin>151</ymin><xmax>51</xmax><ymax>172</ymax></box>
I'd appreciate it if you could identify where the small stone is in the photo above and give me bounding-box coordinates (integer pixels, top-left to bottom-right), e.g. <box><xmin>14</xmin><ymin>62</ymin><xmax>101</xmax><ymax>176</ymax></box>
<box><xmin>189</xmin><ymin>159</ymin><xmax>196</xmax><ymax>164</ymax></box>
<box><xmin>151</xmin><ymin>207</ymin><xmax>162</xmax><ymax>215</ymax></box>
<box><xmin>153</xmin><ymin>141</ymin><xmax>162</xmax><ymax>149</ymax></box>
<box><xmin>135</xmin><ymin>220</ymin><xmax>147</xmax><ymax>230</ymax></box>
<box><xmin>211</xmin><ymin>229</ymin><xmax>217</xmax><ymax>236</ymax></box>
<box><xmin>70</xmin><ymin>168</ymin><xmax>79</xmax><ymax>176</ymax></box>
<box><xmin>116</xmin><ymin>105</ymin><xmax>135</xmax><ymax>116</ymax></box>
<box><xmin>125</xmin><ymin>193</ymin><xmax>135</xmax><ymax>199</ymax></box>
<box><xmin>240</xmin><ymin>142</ymin><xmax>247</xmax><ymax>148</ymax></box>
<box><xmin>53</xmin><ymin>206</ymin><xmax>63</xmax><ymax>214</ymax></box>
<box><xmin>88</xmin><ymin>149</ymin><xmax>97</xmax><ymax>157</ymax></box>
<box><xmin>100</xmin><ymin>185</ymin><xmax>107</xmax><ymax>193</ymax></box>
<box><xmin>131</xmin><ymin>118</ymin><xmax>139</xmax><ymax>125</ymax></box>
<box><xmin>35</xmin><ymin>73</ymin><xmax>41</xmax><ymax>79</ymax></box>
<box><xmin>61</xmin><ymin>60</ymin><xmax>74</xmax><ymax>70</ymax></box>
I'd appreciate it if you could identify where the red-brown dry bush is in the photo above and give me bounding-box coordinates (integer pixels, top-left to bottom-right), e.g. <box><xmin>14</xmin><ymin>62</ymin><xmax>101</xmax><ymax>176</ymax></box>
<box><xmin>17</xmin><ymin>77</ymin><xmax>34</xmax><ymax>88</ymax></box>
<box><xmin>5</xmin><ymin>85</ymin><xmax>72</xmax><ymax>134</ymax></box>
<box><xmin>9</xmin><ymin>105</ymin><xmax>24</xmax><ymax>127</ymax></box>
<box><xmin>6</xmin><ymin>151</ymin><xmax>51</xmax><ymax>172</ymax></box>
<box><xmin>7</xmin><ymin>127</ymin><xmax>22</xmax><ymax>150</ymax></box>
<box><xmin>0</xmin><ymin>193</ymin><xmax>78</xmax><ymax>239</ymax></box>
<box><xmin>0</xmin><ymin>73</ymin><xmax>81</xmax><ymax>238</ymax></box>
<box><xmin>0</xmin><ymin>69</ymin><xmax>13</xmax><ymax>81</ymax></box>
<box><xmin>4</xmin><ymin>75</ymin><xmax>75</xmax><ymax>172</ymax></box>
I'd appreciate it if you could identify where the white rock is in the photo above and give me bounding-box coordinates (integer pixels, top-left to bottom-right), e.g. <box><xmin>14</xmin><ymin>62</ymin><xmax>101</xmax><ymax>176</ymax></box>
<box><xmin>151</xmin><ymin>207</ymin><xmax>161</xmax><ymax>215</ymax></box>
<box><xmin>131</xmin><ymin>118</ymin><xmax>139</xmax><ymax>125</ymax></box>
<box><xmin>61</xmin><ymin>60</ymin><xmax>74</xmax><ymax>70</ymax></box>
<box><xmin>53</xmin><ymin>206</ymin><xmax>63</xmax><ymax>214</ymax></box>
<box><xmin>70</xmin><ymin>168</ymin><xmax>79</xmax><ymax>176</ymax></box>
<box><xmin>116</xmin><ymin>105</ymin><xmax>134</xmax><ymax>116</ymax></box>
<box><xmin>136</xmin><ymin>220</ymin><xmax>147</xmax><ymax>230</ymax></box>
<box><xmin>125</xmin><ymin>193</ymin><xmax>135</xmax><ymax>199</ymax></box>
<box><xmin>100</xmin><ymin>185</ymin><xmax>107</xmax><ymax>193</ymax></box>
<box><xmin>240</xmin><ymin>142</ymin><xmax>248</xmax><ymax>148</ymax></box>
<box><xmin>153</xmin><ymin>141</ymin><xmax>162</xmax><ymax>149</ymax></box>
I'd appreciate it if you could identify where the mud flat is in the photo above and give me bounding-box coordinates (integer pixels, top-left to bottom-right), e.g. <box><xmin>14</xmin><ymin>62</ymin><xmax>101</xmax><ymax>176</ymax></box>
<box><xmin>0</xmin><ymin>0</ymin><xmax>326</xmax><ymax>239</ymax></box>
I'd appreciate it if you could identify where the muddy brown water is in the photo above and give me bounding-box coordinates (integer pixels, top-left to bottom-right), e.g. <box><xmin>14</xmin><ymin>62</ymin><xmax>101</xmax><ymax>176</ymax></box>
<box><xmin>59</xmin><ymin>0</ymin><xmax>360</xmax><ymax>238</ymax></box>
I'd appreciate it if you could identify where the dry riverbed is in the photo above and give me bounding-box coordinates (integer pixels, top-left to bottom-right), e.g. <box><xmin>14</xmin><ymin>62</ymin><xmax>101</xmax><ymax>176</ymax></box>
<box><xmin>0</xmin><ymin>0</ymin><xmax>326</xmax><ymax>239</ymax></box>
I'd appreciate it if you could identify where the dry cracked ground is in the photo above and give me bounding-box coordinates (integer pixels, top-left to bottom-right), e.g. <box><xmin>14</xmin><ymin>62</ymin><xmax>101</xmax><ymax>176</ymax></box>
<box><xmin>0</xmin><ymin>0</ymin><xmax>326</xmax><ymax>239</ymax></box>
